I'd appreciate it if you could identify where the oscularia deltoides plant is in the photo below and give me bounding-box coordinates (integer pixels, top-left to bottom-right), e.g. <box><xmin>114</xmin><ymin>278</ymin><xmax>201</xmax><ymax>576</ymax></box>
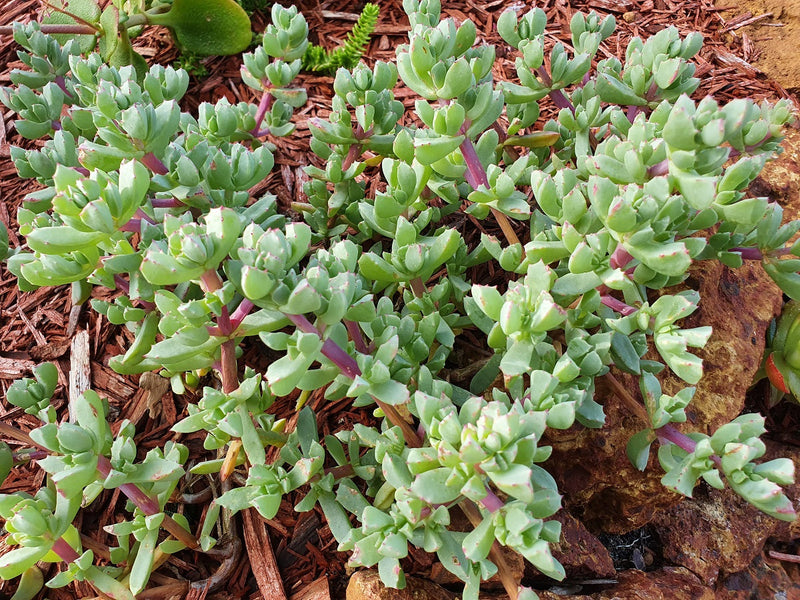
<box><xmin>0</xmin><ymin>1</ymin><xmax>798</xmax><ymax>599</ymax></box>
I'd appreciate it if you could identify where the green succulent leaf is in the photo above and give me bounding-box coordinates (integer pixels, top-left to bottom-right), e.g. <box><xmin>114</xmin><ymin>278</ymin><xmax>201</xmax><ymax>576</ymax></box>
<box><xmin>147</xmin><ymin>0</ymin><xmax>252</xmax><ymax>56</ymax></box>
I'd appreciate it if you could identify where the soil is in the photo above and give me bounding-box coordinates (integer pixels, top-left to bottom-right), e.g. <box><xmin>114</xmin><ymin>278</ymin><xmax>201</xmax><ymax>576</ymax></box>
<box><xmin>717</xmin><ymin>0</ymin><xmax>800</xmax><ymax>93</ymax></box>
<box><xmin>1</xmin><ymin>1</ymin><xmax>800</xmax><ymax>599</ymax></box>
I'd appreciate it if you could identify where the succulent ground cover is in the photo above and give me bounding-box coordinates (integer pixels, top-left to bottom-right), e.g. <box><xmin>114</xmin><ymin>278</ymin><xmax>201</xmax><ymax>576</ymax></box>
<box><xmin>0</xmin><ymin>1</ymin><xmax>799</xmax><ymax>600</ymax></box>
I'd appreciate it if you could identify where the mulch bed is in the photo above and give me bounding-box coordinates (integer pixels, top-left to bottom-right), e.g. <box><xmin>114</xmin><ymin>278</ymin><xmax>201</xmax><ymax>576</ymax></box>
<box><xmin>0</xmin><ymin>0</ymin><xmax>797</xmax><ymax>599</ymax></box>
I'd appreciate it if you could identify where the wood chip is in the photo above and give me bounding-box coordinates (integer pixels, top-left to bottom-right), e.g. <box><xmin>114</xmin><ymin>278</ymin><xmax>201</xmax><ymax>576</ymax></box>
<box><xmin>69</xmin><ymin>329</ymin><xmax>90</xmax><ymax>423</ymax></box>
<box><xmin>242</xmin><ymin>508</ymin><xmax>287</xmax><ymax>600</ymax></box>
<box><xmin>289</xmin><ymin>577</ymin><xmax>331</xmax><ymax>600</ymax></box>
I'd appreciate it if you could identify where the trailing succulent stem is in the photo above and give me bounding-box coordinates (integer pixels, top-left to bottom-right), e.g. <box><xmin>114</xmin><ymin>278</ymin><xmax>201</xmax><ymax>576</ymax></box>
<box><xmin>1</xmin><ymin>1</ymin><xmax>799</xmax><ymax>599</ymax></box>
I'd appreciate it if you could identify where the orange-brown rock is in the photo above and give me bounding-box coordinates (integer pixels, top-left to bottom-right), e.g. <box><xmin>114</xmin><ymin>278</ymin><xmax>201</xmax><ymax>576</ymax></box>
<box><xmin>346</xmin><ymin>570</ymin><xmax>455</xmax><ymax>600</ymax></box>
<box><xmin>715</xmin><ymin>554</ymin><xmax>800</xmax><ymax>600</ymax></box>
<box><xmin>546</xmin><ymin>259</ymin><xmax>782</xmax><ymax>533</ymax></box>
<box><xmin>752</xmin><ymin>128</ymin><xmax>800</xmax><ymax>221</ymax></box>
<box><xmin>595</xmin><ymin>567</ymin><xmax>715</xmax><ymax>599</ymax></box>
<box><xmin>653</xmin><ymin>485</ymin><xmax>781</xmax><ymax>584</ymax></box>
<box><xmin>547</xmin><ymin>511</ymin><xmax>615</xmax><ymax>580</ymax></box>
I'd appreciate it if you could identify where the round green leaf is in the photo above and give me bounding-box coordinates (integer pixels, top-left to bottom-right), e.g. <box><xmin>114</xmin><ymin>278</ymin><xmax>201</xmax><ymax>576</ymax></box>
<box><xmin>147</xmin><ymin>0</ymin><xmax>252</xmax><ymax>56</ymax></box>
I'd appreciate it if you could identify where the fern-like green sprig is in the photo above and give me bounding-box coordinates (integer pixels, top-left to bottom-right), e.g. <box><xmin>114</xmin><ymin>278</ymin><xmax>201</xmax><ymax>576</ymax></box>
<box><xmin>303</xmin><ymin>3</ymin><xmax>379</xmax><ymax>72</ymax></box>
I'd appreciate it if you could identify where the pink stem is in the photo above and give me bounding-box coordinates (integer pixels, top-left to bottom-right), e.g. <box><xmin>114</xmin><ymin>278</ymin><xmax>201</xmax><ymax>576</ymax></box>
<box><xmin>536</xmin><ymin>66</ymin><xmax>575</xmax><ymax>114</ymax></box>
<box><xmin>134</xmin><ymin>208</ymin><xmax>156</xmax><ymax>225</ymax></box>
<box><xmin>140</xmin><ymin>152</ymin><xmax>168</xmax><ymax>175</ymax></box>
<box><xmin>600</xmin><ymin>295</ymin><xmax>638</xmax><ymax>316</ymax></box>
<box><xmin>229</xmin><ymin>299</ymin><xmax>255</xmax><ymax>331</ymax></box>
<box><xmin>96</xmin><ymin>456</ymin><xmax>161</xmax><ymax>515</ymax></box>
<box><xmin>200</xmin><ymin>270</ymin><xmax>224</xmax><ymax>294</ymax></box>
<box><xmin>658</xmin><ymin>424</ymin><xmax>721</xmax><ymax>468</ymax></box>
<box><xmin>286</xmin><ymin>313</ymin><xmax>360</xmax><ymax>379</ymax></box>
<box><xmin>150</xmin><ymin>197</ymin><xmax>183</xmax><ymax>208</ymax></box>
<box><xmin>609</xmin><ymin>245</ymin><xmax>635</xmax><ymax>270</ymax></box>
<box><xmin>647</xmin><ymin>159</ymin><xmax>669</xmax><ymax>178</ymax></box>
<box><xmin>250</xmin><ymin>92</ymin><xmax>273</xmax><ymax>137</ymax></box>
<box><xmin>481</xmin><ymin>487</ymin><xmax>505</xmax><ymax>513</ymax></box>
<box><xmin>344</xmin><ymin>320</ymin><xmax>369</xmax><ymax>354</ymax></box>
<box><xmin>119</xmin><ymin>219</ymin><xmax>142</xmax><ymax>232</ymax></box>
<box><xmin>51</xmin><ymin>536</ymin><xmax>81</xmax><ymax>563</ymax></box>
<box><xmin>460</xmin><ymin>135</ymin><xmax>490</xmax><ymax>190</ymax></box>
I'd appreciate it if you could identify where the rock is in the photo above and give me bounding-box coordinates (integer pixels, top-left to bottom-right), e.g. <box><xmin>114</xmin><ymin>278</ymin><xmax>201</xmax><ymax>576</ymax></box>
<box><xmin>346</xmin><ymin>570</ymin><xmax>455</xmax><ymax>600</ymax></box>
<box><xmin>652</xmin><ymin>484</ymin><xmax>779</xmax><ymax>584</ymax></box>
<box><xmin>595</xmin><ymin>567</ymin><xmax>714</xmax><ymax>599</ymax></box>
<box><xmin>547</xmin><ymin>511</ymin><xmax>616</xmax><ymax>579</ymax></box>
<box><xmin>715</xmin><ymin>554</ymin><xmax>800</xmax><ymax>599</ymax></box>
<box><xmin>752</xmin><ymin>128</ymin><xmax>800</xmax><ymax>214</ymax></box>
<box><xmin>766</xmin><ymin>441</ymin><xmax>800</xmax><ymax>542</ymax></box>
<box><xmin>545</xmin><ymin>259</ymin><xmax>782</xmax><ymax>533</ymax></box>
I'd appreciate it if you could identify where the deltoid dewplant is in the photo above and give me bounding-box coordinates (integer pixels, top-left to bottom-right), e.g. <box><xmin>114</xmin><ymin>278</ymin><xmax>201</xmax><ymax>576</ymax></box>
<box><xmin>0</xmin><ymin>1</ymin><xmax>798</xmax><ymax>598</ymax></box>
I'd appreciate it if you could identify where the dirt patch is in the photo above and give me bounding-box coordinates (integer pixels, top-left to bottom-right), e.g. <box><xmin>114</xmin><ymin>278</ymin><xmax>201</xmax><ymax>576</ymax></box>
<box><xmin>719</xmin><ymin>0</ymin><xmax>800</xmax><ymax>93</ymax></box>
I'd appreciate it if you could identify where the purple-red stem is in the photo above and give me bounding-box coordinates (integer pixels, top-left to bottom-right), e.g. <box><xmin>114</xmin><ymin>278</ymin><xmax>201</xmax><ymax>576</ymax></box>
<box><xmin>536</xmin><ymin>66</ymin><xmax>575</xmax><ymax>114</ymax></box>
<box><xmin>112</xmin><ymin>274</ymin><xmax>156</xmax><ymax>310</ymax></box>
<box><xmin>219</xmin><ymin>340</ymin><xmax>239</xmax><ymax>394</ymax></box>
<box><xmin>286</xmin><ymin>313</ymin><xmax>361</xmax><ymax>379</ymax></box>
<box><xmin>344</xmin><ymin>319</ymin><xmax>369</xmax><ymax>354</ymax></box>
<box><xmin>229</xmin><ymin>299</ymin><xmax>255</xmax><ymax>332</ymax></box>
<box><xmin>342</xmin><ymin>142</ymin><xmax>362</xmax><ymax>171</ymax></box>
<box><xmin>134</xmin><ymin>208</ymin><xmax>156</xmax><ymax>225</ymax></box>
<box><xmin>460</xmin><ymin>134</ymin><xmax>490</xmax><ymax>190</ymax></box>
<box><xmin>150</xmin><ymin>197</ymin><xmax>184</xmax><ymax>209</ymax></box>
<box><xmin>285</xmin><ymin>313</ymin><xmax>422</xmax><ymax>446</ymax></box>
<box><xmin>459</xmin><ymin>129</ymin><xmax>520</xmax><ymax>246</ymax></box>
<box><xmin>13</xmin><ymin>450</ymin><xmax>49</xmax><ymax>462</ymax></box>
<box><xmin>600</xmin><ymin>295</ymin><xmax>638</xmax><ymax>316</ymax></box>
<box><xmin>341</xmin><ymin>125</ymin><xmax>370</xmax><ymax>171</ymax></box>
<box><xmin>119</xmin><ymin>219</ymin><xmax>142</xmax><ymax>233</ymax></box>
<box><xmin>250</xmin><ymin>92</ymin><xmax>273</xmax><ymax>137</ymax></box>
<box><xmin>51</xmin><ymin>536</ymin><xmax>81</xmax><ymax>563</ymax></box>
<box><xmin>95</xmin><ymin>455</ymin><xmax>199</xmax><ymax>548</ymax></box>
<box><xmin>734</xmin><ymin>247</ymin><xmax>792</xmax><ymax>261</ymax></box>
<box><xmin>96</xmin><ymin>455</ymin><xmax>160</xmax><ymax>515</ymax></box>
<box><xmin>736</xmin><ymin>247</ymin><xmax>764</xmax><ymax>261</ymax></box>
<box><xmin>141</xmin><ymin>152</ymin><xmax>169</xmax><ymax>175</ymax></box>
<box><xmin>53</xmin><ymin>75</ymin><xmax>74</xmax><ymax>101</ymax></box>
<box><xmin>658</xmin><ymin>425</ymin><xmax>722</xmax><ymax>468</ymax></box>
<box><xmin>647</xmin><ymin>159</ymin><xmax>669</xmax><ymax>178</ymax></box>
<box><xmin>656</xmin><ymin>424</ymin><xmax>697</xmax><ymax>454</ymax></box>
<box><xmin>609</xmin><ymin>245</ymin><xmax>635</xmax><ymax>270</ymax></box>
<box><xmin>481</xmin><ymin>487</ymin><xmax>505</xmax><ymax>513</ymax></box>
